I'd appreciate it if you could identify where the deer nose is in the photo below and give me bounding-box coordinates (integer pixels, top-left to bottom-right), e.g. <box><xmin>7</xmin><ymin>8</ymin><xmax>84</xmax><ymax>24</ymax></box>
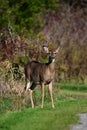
<box><xmin>49</xmin><ymin>56</ymin><xmax>55</xmax><ymax>62</ymax></box>
<box><xmin>50</xmin><ymin>55</ymin><xmax>55</xmax><ymax>59</ymax></box>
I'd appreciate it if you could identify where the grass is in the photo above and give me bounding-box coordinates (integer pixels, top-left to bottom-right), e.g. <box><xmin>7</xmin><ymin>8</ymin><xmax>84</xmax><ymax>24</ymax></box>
<box><xmin>0</xmin><ymin>100</ymin><xmax>87</xmax><ymax>130</ymax></box>
<box><xmin>0</xmin><ymin>83</ymin><xmax>87</xmax><ymax>130</ymax></box>
<box><xmin>57</xmin><ymin>83</ymin><xmax>87</xmax><ymax>91</ymax></box>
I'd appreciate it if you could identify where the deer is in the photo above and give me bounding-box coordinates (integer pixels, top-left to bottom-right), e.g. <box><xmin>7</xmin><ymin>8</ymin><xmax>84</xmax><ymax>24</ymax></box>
<box><xmin>24</xmin><ymin>46</ymin><xmax>60</xmax><ymax>108</ymax></box>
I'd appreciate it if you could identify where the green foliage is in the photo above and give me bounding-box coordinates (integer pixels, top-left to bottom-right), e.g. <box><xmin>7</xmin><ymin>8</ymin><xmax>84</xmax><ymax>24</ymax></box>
<box><xmin>19</xmin><ymin>56</ymin><xmax>29</xmax><ymax>66</ymax></box>
<box><xmin>0</xmin><ymin>0</ymin><xmax>61</xmax><ymax>36</ymax></box>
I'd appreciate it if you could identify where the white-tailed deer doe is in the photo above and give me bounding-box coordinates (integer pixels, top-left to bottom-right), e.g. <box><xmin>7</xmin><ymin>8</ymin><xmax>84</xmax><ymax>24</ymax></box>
<box><xmin>24</xmin><ymin>46</ymin><xmax>60</xmax><ymax>108</ymax></box>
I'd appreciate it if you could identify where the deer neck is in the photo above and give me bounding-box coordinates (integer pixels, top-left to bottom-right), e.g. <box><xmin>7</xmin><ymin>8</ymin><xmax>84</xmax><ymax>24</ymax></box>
<box><xmin>48</xmin><ymin>59</ymin><xmax>55</xmax><ymax>71</ymax></box>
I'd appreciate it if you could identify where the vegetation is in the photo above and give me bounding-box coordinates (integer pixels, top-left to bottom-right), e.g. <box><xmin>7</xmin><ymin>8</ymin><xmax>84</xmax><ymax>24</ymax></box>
<box><xmin>0</xmin><ymin>0</ymin><xmax>87</xmax><ymax>84</ymax></box>
<box><xmin>0</xmin><ymin>100</ymin><xmax>87</xmax><ymax>130</ymax></box>
<box><xmin>0</xmin><ymin>83</ymin><xmax>87</xmax><ymax>130</ymax></box>
<box><xmin>0</xmin><ymin>83</ymin><xmax>87</xmax><ymax>112</ymax></box>
<box><xmin>0</xmin><ymin>1</ymin><xmax>87</xmax><ymax>129</ymax></box>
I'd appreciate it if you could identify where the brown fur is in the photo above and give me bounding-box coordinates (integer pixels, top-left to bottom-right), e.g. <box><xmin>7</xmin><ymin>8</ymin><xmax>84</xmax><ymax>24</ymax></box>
<box><xmin>25</xmin><ymin>60</ymin><xmax>55</xmax><ymax>89</ymax></box>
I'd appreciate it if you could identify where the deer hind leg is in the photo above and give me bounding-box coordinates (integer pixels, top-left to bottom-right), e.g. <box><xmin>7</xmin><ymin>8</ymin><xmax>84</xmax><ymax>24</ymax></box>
<box><xmin>48</xmin><ymin>82</ymin><xmax>55</xmax><ymax>108</ymax></box>
<box><xmin>29</xmin><ymin>89</ymin><xmax>34</xmax><ymax>108</ymax></box>
<box><xmin>24</xmin><ymin>79</ymin><xmax>31</xmax><ymax>105</ymax></box>
<box><xmin>28</xmin><ymin>82</ymin><xmax>37</xmax><ymax>108</ymax></box>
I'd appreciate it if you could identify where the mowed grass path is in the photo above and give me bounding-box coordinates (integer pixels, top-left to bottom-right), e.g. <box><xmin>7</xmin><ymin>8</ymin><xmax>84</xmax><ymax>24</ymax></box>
<box><xmin>0</xmin><ymin>84</ymin><xmax>87</xmax><ymax>130</ymax></box>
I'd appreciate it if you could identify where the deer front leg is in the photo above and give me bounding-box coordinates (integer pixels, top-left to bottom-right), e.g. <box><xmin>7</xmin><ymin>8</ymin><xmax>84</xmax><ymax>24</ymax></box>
<box><xmin>41</xmin><ymin>83</ymin><xmax>45</xmax><ymax>108</ymax></box>
<box><xmin>29</xmin><ymin>89</ymin><xmax>34</xmax><ymax>108</ymax></box>
<box><xmin>49</xmin><ymin>82</ymin><xmax>55</xmax><ymax>108</ymax></box>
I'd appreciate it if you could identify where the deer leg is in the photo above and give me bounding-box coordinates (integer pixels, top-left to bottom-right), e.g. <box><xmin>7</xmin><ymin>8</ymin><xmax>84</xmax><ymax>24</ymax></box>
<box><xmin>23</xmin><ymin>79</ymin><xmax>30</xmax><ymax>105</ymax></box>
<box><xmin>25</xmin><ymin>81</ymin><xmax>32</xmax><ymax>91</ymax></box>
<box><xmin>29</xmin><ymin>89</ymin><xmax>34</xmax><ymax>108</ymax></box>
<box><xmin>48</xmin><ymin>82</ymin><xmax>55</xmax><ymax>108</ymax></box>
<box><xmin>41</xmin><ymin>84</ymin><xmax>45</xmax><ymax>108</ymax></box>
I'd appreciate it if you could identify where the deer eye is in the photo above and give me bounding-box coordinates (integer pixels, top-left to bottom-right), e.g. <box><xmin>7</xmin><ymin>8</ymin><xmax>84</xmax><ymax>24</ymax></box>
<box><xmin>48</xmin><ymin>52</ymin><xmax>51</xmax><ymax>55</ymax></box>
<box><xmin>54</xmin><ymin>52</ymin><xmax>57</xmax><ymax>55</ymax></box>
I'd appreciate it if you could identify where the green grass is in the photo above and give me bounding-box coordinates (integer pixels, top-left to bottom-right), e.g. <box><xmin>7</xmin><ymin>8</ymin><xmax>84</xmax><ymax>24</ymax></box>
<box><xmin>0</xmin><ymin>83</ymin><xmax>87</xmax><ymax>130</ymax></box>
<box><xmin>0</xmin><ymin>99</ymin><xmax>87</xmax><ymax>130</ymax></box>
<box><xmin>57</xmin><ymin>83</ymin><xmax>87</xmax><ymax>91</ymax></box>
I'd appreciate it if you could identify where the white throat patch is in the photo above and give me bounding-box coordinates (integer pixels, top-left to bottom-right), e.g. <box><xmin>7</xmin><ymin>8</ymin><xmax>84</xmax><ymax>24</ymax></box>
<box><xmin>52</xmin><ymin>59</ymin><xmax>55</xmax><ymax>62</ymax></box>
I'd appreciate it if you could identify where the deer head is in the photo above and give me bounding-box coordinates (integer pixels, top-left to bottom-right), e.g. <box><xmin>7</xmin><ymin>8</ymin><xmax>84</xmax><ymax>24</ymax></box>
<box><xmin>43</xmin><ymin>45</ymin><xmax>60</xmax><ymax>63</ymax></box>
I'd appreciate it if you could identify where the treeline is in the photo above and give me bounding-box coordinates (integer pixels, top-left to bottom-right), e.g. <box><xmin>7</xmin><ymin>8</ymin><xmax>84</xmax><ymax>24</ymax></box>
<box><xmin>0</xmin><ymin>0</ymin><xmax>87</xmax><ymax>36</ymax></box>
<box><xmin>0</xmin><ymin>0</ymin><xmax>62</xmax><ymax>36</ymax></box>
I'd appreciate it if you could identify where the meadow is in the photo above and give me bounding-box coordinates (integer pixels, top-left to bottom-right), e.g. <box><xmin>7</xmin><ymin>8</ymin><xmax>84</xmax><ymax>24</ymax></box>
<box><xmin>0</xmin><ymin>83</ymin><xmax>87</xmax><ymax>130</ymax></box>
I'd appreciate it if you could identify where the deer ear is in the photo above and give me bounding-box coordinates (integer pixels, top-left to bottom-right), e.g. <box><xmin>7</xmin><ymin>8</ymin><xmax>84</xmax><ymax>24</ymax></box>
<box><xmin>55</xmin><ymin>46</ymin><xmax>60</xmax><ymax>53</ymax></box>
<box><xmin>43</xmin><ymin>46</ymin><xmax>49</xmax><ymax>53</ymax></box>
